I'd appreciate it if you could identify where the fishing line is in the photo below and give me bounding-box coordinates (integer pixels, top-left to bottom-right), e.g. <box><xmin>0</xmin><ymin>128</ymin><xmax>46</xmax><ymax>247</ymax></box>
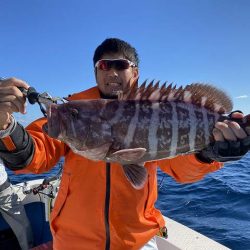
<box><xmin>158</xmin><ymin>175</ymin><xmax>166</xmax><ymax>191</ymax></box>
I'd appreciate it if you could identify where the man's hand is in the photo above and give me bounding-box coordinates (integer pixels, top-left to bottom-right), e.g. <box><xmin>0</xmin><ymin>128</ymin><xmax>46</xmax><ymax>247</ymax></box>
<box><xmin>196</xmin><ymin>111</ymin><xmax>250</xmax><ymax>163</ymax></box>
<box><xmin>213</xmin><ymin>112</ymin><xmax>247</xmax><ymax>142</ymax></box>
<box><xmin>0</xmin><ymin>78</ymin><xmax>29</xmax><ymax>129</ymax></box>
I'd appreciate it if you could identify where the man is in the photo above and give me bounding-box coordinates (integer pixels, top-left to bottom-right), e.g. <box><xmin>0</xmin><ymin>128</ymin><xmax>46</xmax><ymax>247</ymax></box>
<box><xmin>0</xmin><ymin>159</ymin><xmax>33</xmax><ymax>250</ymax></box>
<box><xmin>0</xmin><ymin>38</ymin><xmax>249</xmax><ymax>250</ymax></box>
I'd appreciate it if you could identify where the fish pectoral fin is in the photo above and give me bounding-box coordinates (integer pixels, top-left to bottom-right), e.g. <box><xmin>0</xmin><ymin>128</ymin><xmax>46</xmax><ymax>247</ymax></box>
<box><xmin>122</xmin><ymin>164</ymin><xmax>147</xmax><ymax>189</ymax></box>
<box><xmin>111</xmin><ymin>148</ymin><xmax>146</xmax><ymax>162</ymax></box>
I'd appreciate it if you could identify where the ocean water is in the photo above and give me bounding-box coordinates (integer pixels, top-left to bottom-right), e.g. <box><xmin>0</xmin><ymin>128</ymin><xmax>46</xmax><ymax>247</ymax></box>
<box><xmin>8</xmin><ymin>154</ymin><xmax>250</xmax><ymax>249</ymax></box>
<box><xmin>156</xmin><ymin>153</ymin><xmax>250</xmax><ymax>250</ymax></box>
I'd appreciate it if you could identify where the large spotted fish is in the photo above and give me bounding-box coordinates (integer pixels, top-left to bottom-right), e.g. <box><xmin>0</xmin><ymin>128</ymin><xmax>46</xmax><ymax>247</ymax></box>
<box><xmin>45</xmin><ymin>80</ymin><xmax>250</xmax><ymax>189</ymax></box>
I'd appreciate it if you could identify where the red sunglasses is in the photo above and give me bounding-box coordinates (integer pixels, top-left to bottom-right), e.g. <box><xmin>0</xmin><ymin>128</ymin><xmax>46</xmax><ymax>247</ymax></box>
<box><xmin>95</xmin><ymin>59</ymin><xmax>136</xmax><ymax>71</ymax></box>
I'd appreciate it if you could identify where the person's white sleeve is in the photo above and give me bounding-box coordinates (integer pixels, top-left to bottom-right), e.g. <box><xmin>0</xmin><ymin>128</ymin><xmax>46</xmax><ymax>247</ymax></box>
<box><xmin>0</xmin><ymin>116</ymin><xmax>17</xmax><ymax>138</ymax></box>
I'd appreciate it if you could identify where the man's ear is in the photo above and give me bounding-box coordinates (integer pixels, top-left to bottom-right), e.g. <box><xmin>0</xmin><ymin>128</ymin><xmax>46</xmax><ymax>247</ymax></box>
<box><xmin>94</xmin><ymin>68</ymin><xmax>98</xmax><ymax>83</ymax></box>
<box><xmin>132</xmin><ymin>67</ymin><xmax>139</xmax><ymax>79</ymax></box>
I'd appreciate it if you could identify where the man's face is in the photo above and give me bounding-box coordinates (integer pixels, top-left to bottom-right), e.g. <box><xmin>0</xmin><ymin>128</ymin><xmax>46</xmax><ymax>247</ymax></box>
<box><xmin>95</xmin><ymin>53</ymin><xmax>139</xmax><ymax>98</ymax></box>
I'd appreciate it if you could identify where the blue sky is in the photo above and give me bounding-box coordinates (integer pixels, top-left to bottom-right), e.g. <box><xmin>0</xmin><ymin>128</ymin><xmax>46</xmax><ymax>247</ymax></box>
<box><xmin>1</xmin><ymin>0</ymin><xmax>250</xmax><ymax>124</ymax></box>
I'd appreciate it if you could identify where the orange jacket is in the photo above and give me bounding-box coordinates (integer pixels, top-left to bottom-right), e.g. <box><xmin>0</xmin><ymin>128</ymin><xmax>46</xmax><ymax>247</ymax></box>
<box><xmin>25</xmin><ymin>86</ymin><xmax>222</xmax><ymax>250</ymax></box>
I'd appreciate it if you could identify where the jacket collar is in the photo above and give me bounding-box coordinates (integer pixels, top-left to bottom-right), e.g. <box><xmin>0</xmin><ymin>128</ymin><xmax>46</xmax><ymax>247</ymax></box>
<box><xmin>65</xmin><ymin>86</ymin><xmax>101</xmax><ymax>101</ymax></box>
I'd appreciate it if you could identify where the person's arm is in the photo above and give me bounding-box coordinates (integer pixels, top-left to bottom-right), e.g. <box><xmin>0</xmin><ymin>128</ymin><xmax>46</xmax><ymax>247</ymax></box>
<box><xmin>0</xmin><ymin>116</ymin><xmax>35</xmax><ymax>170</ymax></box>
<box><xmin>24</xmin><ymin>117</ymin><xmax>67</xmax><ymax>173</ymax></box>
<box><xmin>158</xmin><ymin>155</ymin><xmax>223</xmax><ymax>183</ymax></box>
<box><xmin>0</xmin><ymin>78</ymin><xmax>34</xmax><ymax>170</ymax></box>
<box><xmin>0</xmin><ymin>78</ymin><xmax>66</xmax><ymax>173</ymax></box>
<box><xmin>0</xmin><ymin>115</ymin><xmax>66</xmax><ymax>173</ymax></box>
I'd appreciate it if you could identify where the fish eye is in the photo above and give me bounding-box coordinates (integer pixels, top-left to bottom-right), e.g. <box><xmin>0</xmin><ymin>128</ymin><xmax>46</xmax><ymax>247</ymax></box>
<box><xmin>71</xmin><ymin>108</ymin><xmax>79</xmax><ymax>119</ymax></box>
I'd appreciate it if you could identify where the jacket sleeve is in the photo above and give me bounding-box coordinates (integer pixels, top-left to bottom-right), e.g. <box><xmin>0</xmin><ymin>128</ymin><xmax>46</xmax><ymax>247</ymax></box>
<box><xmin>21</xmin><ymin>117</ymin><xmax>67</xmax><ymax>174</ymax></box>
<box><xmin>0</xmin><ymin>118</ymin><xmax>35</xmax><ymax>170</ymax></box>
<box><xmin>157</xmin><ymin>154</ymin><xmax>223</xmax><ymax>183</ymax></box>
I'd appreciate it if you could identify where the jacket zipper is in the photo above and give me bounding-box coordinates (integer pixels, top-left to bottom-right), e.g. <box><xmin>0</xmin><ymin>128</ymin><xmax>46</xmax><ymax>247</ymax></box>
<box><xmin>105</xmin><ymin>162</ymin><xmax>111</xmax><ymax>250</ymax></box>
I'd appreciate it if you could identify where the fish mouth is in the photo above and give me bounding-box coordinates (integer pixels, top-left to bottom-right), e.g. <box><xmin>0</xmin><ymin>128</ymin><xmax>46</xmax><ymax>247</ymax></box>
<box><xmin>46</xmin><ymin>104</ymin><xmax>62</xmax><ymax>139</ymax></box>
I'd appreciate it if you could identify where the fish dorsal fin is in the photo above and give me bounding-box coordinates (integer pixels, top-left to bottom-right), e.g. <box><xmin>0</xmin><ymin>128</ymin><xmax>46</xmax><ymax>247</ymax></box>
<box><xmin>184</xmin><ymin>83</ymin><xmax>233</xmax><ymax>113</ymax></box>
<box><xmin>119</xmin><ymin>80</ymin><xmax>233</xmax><ymax>114</ymax></box>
